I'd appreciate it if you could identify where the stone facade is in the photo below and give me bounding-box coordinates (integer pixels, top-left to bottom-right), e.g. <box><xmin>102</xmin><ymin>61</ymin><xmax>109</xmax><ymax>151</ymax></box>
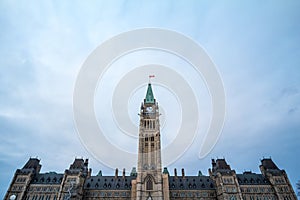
<box><xmin>5</xmin><ymin>83</ymin><xmax>297</xmax><ymax>200</ymax></box>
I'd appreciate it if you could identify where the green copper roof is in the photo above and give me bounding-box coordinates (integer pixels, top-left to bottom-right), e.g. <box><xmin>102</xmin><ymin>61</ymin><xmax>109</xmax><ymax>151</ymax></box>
<box><xmin>97</xmin><ymin>170</ymin><xmax>102</xmax><ymax>176</ymax></box>
<box><xmin>163</xmin><ymin>167</ymin><xmax>169</xmax><ymax>175</ymax></box>
<box><xmin>145</xmin><ymin>83</ymin><xmax>155</xmax><ymax>104</ymax></box>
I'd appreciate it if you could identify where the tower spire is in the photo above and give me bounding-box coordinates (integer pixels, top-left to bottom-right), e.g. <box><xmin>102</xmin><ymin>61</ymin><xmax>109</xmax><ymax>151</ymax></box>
<box><xmin>145</xmin><ymin>83</ymin><xmax>155</xmax><ymax>104</ymax></box>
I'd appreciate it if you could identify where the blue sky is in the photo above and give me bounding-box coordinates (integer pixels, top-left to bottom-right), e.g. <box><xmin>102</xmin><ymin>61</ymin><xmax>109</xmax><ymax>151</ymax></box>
<box><xmin>1</xmin><ymin>0</ymin><xmax>300</xmax><ymax>198</ymax></box>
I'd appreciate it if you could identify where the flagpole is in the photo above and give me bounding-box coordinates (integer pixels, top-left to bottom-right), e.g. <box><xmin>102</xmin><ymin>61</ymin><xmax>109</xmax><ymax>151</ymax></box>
<box><xmin>149</xmin><ymin>75</ymin><xmax>155</xmax><ymax>83</ymax></box>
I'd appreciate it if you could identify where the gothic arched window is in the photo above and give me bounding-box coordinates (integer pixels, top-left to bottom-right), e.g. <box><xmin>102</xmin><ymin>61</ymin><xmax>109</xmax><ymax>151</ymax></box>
<box><xmin>146</xmin><ymin>178</ymin><xmax>153</xmax><ymax>190</ymax></box>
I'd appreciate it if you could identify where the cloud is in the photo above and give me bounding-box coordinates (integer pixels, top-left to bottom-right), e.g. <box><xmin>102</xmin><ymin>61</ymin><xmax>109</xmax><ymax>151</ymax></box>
<box><xmin>1</xmin><ymin>0</ymin><xmax>300</xmax><ymax>198</ymax></box>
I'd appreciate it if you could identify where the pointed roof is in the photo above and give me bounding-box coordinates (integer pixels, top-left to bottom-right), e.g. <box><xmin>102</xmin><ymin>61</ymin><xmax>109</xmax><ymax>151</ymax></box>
<box><xmin>145</xmin><ymin>83</ymin><xmax>155</xmax><ymax>104</ymax></box>
<box><xmin>260</xmin><ymin>158</ymin><xmax>279</xmax><ymax>170</ymax></box>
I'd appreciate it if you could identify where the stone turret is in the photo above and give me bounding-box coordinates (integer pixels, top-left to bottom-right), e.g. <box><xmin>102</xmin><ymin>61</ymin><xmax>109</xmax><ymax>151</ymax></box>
<box><xmin>58</xmin><ymin>158</ymin><xmax>89</xmax><ymax>200</ymax></box>
<box><xmin>4</xmin><ymin>158</ymin><xmax>41</xmax><ymax>200</ymax></box>
<box><xmin>260</xmin><ymin>158</ymin><xmax>297</xmax><ymax>200</ymax></box>
<box><xmin>209</xmin><ymin>158</ymin><xmax>243</xmax><ymax>200</ymax></box>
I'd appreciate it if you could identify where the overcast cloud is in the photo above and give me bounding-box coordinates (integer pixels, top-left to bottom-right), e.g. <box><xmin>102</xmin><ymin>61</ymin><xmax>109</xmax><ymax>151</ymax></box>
<box><xmin>1</xmin><ymin>1</ymin><xmax>300</xmax><ymax>198</ymax></box>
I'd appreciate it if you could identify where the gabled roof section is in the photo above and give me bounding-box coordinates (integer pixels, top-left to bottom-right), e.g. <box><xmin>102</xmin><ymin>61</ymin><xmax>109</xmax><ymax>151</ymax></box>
<box><xmin>169</xmin><ymin>176</ymin><xmax>215</xmax><ymax>190</ymax></box>
<box><xmin>260</xmin><ymin>158</ymin><xmax>279</xmax><ymax>170</ymax></box>
<box><xmin>145</xmin><ymin>83</ymin><xmax>155</xmax><ymax>104</ymax></box>
<box><xmin>260</xmin><ymin>158</ymin><xmax>283</xmax><ymax>175</ymax></box>
<box><xmin>211</xmin><ymin>158</ymin><xmax>231</xmax><ymax>173</ymax></box>
<box><xmin>236</xmin><ymin>173</ymin><xmax>270</xmax><ymax>185</ymax></box>
<box><xmin>84</xmin><ymin>176</ymin><xmax>136</xmax><ymax>190</ymax></box>
<box><xmin>20</xmin><ymin>158</ymin><xmax>41</xmax><ymax>174</ymax></box>
<box><xmin>23</xmin><ymin>158</ymin><xmax>41</xmax><ymax>170</ymax></box>
<box><xmin>31</xmin><ymin>173</ymin><xmax>64</xmax><ymax>185</ymax></box>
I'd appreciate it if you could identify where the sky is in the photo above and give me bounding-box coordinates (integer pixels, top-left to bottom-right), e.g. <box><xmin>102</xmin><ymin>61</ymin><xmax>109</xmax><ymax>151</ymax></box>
<box><xmin>1</xmin><ymin>0</ymin><xmax>300</xmax><ymax>198</ymax></box>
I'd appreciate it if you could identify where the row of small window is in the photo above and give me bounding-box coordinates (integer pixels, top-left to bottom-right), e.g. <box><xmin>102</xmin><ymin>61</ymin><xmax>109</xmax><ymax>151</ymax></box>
<box><xmin>86</xmin><ymin>182</ymin><xmax>132</xmax><ymax>189</ymax></box>
<box><xmin>11</xmin><ymin>186</ymin><xmax>23</xmax><ymax>191</ymax></box>
<box><xmin>228</xmin><ymin>195</ymin><xmax>237</xmax><ymax>200</ymax></box>
<box><xmin>243</xmin><ymin>195</ymin><xmax>277</xmax><ymax>200</ymax></box>
<box><xmin>223</xmin><ymin>177</ymin><xmax>234</xmax><ymax>184</ymax></box>
<box><xmin>238</xmin><ymin>178</ymin><xmax>268</xmax><ymax>184</ymax></box>
<box><xmin>25</xmin><ymin>195</ymin><xmax>57</xmax><ymax>200</ymax></box>
<box><xmin>28</xmin><ymin>186</ymin><xmax>59</xmax><ymax>192</ymax></box>
<box><xmin>84</xmin><ymin>191</ymin><xmax>130</xmax><ymax>197</ymax></box>
<box><xmin>145</xmin><ymin>142</ymin><xmax>155</xmax><ymax>147</ymax></box>
<box><xmin>172</xmin><ymin>178</ymin><xmax>211</xmax><ymax>182</ymax></box>
<box><xmin>240</xmin><ymin>187</ymin><xmax>274</xmax><ymax>193</ymax></box>
<box><xmin>171</xmin><ymin>191</ymin><xmax>215</xmax><ymax>198</ymax></box>
<box><xmin>143</xmin><ymin>143</ymin><xmax>155</xmax><ymax>153</ymax></box>
<box><xmin>90</xmin><ymin>178</ymin><xmax>130</xmax><ymax>182</ymax></box>
<box><xmin>282</xmin><ymin>195</ymin><xmax>293</xmax><ymax>200</ymax></box>
<box><xmin>16</xmin><ymin>177</ymin><xmax>27</xmax><ymax>183</ymax></box>
<box><xmin>170</xmin><ymin>182</ymin><xmax>214</xmax><ymax>189</ymax></box>
<box><xmin>274</xmin><ymin>177</ymin><xmax>286</xmax><ymax>184</ymax></box>
<box><xmin>213</xmin><ymin>195</ymin><xmax>239</xmax><ymax>200</ymax></box>
<box><xmin>277</xmin><ymin>186</ymin><xmax>290</xmax><ymax>193</ymax></box>
<box><xmin>32</xmin><ymin>177</ymin><xmax>62</xmax><ymax>183</ymax></box>
<box><xmin>142</xmin><ymin>120</ymin><xmax>156</xmax><ymax>129</ymax></box>
<box><xmin>66</xmin><ymin>178</ymin><xmax>76</xmax><ymax>183</ymax></box>
<box><xmin>145</xmin><ymin>136</ymin><xmax>155</xmax><ymax>141</ymax></box>
<box><xmin>225</xmin><ymin>186</ymin><xmax>237</xmax><ymax>193</ymax></box>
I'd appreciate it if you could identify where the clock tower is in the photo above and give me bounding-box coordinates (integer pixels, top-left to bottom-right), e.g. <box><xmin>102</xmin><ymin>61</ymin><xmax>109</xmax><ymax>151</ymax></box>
<box><xmin>136</xmin><ymin>83</ymin><xmax>163</xmax><ymax>200</ymax></box>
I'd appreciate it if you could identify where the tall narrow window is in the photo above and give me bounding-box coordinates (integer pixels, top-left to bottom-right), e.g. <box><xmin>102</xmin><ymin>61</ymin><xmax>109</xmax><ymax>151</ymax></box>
<box><xmin>151</xmin><ymin>143</ymin><xmax>154</xmax><ymax>152</ymax></box>
<box><xmin>146</xmin><ymin>178</ymin><xmax>153</xmax><ymax>190</ymax></box>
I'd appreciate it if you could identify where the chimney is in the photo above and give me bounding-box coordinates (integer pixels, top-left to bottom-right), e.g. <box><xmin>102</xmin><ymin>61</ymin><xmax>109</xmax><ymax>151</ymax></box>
<box><xmin>174</xmin><ymin>168</ymin><xmax>177</xmax><ymax>178</ymax></box>
<box><xmin>122</xmin><ymin>168</ymin><xmax>125</xmax><ymax>179</ymax></box>
<box><xmin>212</xmin><ymin>159</ymin><xmax>216</xmax><ymax>167</ymax></box>
<box><xmin>182</xmin><ymin>168</ymin><xmax>185</xmax><ymax>178</ymax></box>
<box><xmin>212</xmin><ymin>159</ymin><xmax>216</xmax><ymax>172</ymax></box>
<box><xmin>115</xmin><ymin>168</ymin><xmax>118</xmax><ymax>179</ymax></box>
<box><xmin>88</xmin><ymin>168</ymin><xmax>92</xmax><ymax>177</ymax></box>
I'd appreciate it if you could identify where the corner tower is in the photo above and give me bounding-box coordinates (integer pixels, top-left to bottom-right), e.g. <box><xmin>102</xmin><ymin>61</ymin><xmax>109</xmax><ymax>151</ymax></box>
<box><xmin>136</xmin><ymin>83</ymin><xmax>163</xmax><ymax>200</ymax></box>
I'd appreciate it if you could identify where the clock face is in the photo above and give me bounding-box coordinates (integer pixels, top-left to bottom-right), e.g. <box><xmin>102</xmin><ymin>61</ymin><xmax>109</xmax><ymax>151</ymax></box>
<box><xmin>146</xmin><ymin>107</ymin><xmax>153</xmax><ymax>112</ymax></box>
<box><xmin>9</xmin><ymin>195</ymin><xmax>16</xmax><ymax>200</ymax></box>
